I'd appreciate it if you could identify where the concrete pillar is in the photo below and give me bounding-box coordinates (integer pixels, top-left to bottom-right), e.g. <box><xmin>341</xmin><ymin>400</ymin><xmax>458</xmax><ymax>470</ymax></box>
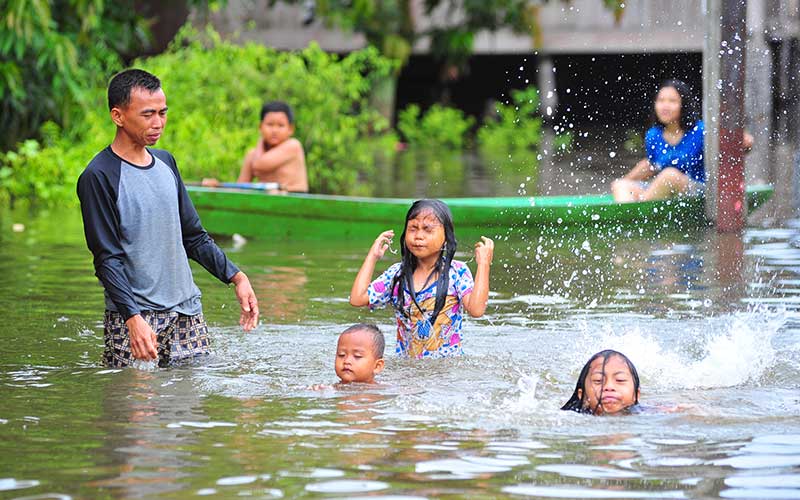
<box><xmin>537</xmin><ymin>55</ymin><xmax>558</xmax><ymax>122</ymax></box>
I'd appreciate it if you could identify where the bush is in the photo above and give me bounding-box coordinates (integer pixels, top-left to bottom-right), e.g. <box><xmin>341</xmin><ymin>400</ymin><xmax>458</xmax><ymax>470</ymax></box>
<box><xmin>478</xmin><ymin>86</ymin><xmax>543</xmax><ymax>157</ymax></box>
<box><xmin>0</xmin><ymin>1</ymin><xmax>166</xmax><ymax>152</ymax></box>
<box><xmin>397</xmin><ymin>104</ymin><xmax>474</xmax><ymax>150</ymax></box>
<box><xmin>0</xmin><ymin>25</ymin><xmax>398</xmax><ymax>205</ymax></box>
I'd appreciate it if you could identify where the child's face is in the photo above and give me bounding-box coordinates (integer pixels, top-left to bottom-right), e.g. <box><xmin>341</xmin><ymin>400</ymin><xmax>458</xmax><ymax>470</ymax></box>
<box><xmin>335</xmin><ymin>330</ymin><xmax>384</xmax><ymax>384</ymax></box>
<box><xmin>404</xmin><ymin>210</ymin><xmax>446</xmax><ymax>261</ymax></box>
<box><xmin>654</xmin><ymin>86</ymin><xmax>682</xmax><ymax>127</ymax></box>
<box><xmin>260</xmin><ymin>111</ymin><xmax>294</xmax><ymax>148</ymax></box>
<box><xmin>579</xmin><ymin>355</ymin><xmax>639</xmax><ymax>415</ymax></box>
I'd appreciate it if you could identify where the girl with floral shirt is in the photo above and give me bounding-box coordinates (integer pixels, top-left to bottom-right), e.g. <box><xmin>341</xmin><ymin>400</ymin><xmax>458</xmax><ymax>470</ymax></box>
<box><xmin>349</xmin><ymin>199</ymin><xmax>493</xmax><ymax>358</ymax></box>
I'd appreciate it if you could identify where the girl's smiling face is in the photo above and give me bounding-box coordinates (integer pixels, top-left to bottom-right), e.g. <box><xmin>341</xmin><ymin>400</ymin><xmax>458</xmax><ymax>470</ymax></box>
<box><xmin>579</xmin><ymin>354</ymin><xmax>639</xmax><ymax>415</ymax></box>
<box><xmin>654</xmin><ymin>85</ymin><xmax>682</xmax><ymax>127</ymax></box>
<box><xmin>404</xmin><ymin>210</ymin><xmax>446</xmax><ymax>261</ymax></box>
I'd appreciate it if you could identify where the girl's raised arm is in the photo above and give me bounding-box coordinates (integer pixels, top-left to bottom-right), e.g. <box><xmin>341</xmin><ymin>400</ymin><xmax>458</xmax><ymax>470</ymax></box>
<box><xmin>463</xmin><ymin>236</ymin><xmax>494</xmax><ymax>317</ymax></box>
<box><xmin>349</xmin><ymin>230</ymin><xmax>395</xmax><ymax>307</ymax></box>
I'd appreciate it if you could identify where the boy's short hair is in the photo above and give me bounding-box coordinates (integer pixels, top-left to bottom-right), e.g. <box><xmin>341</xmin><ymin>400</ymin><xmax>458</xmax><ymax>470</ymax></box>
<box><xmin>108</xmin><ymin>69</ymin><xmax>161</xmax><ymax>111</ymax></box>
<box><xmin>341</xmin><ymin>323</ymin><xmax>385</xmax><ymax>359</ymax></box>
<box><xmin>261</xmin><ymin>100</ymin><xmax>294</xmax><ymax>123</ymax></box>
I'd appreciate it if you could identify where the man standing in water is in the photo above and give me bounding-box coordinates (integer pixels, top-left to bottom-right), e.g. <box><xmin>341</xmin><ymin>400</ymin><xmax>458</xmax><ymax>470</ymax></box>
<box><xmin>77</xmin><ymin>69</ymin><xmax>259</xmax><ymax>367</ymax></box>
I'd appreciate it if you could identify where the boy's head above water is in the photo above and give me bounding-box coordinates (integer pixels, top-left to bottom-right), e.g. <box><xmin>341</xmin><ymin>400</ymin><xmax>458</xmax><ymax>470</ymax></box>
<box><xmin>259</xmin><ymin>101</ymin><xmax>295</xmax><ymax>148</ymax></box>
<box><xmin>335</xmin><ymin>324</ymin><xmax>385</xmax><ymax>384</ymax></box>
<box><xmin>561</xmin><ymin>350</ymin><xmax>640</xmax><ymax>416</ymax></box>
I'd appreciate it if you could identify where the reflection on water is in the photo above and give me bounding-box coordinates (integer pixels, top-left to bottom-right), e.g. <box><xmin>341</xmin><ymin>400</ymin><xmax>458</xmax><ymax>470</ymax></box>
<box><xmin>0</xmin><ymin>206</ymin><xmax>799</xmax><ymax>499</ymax></box>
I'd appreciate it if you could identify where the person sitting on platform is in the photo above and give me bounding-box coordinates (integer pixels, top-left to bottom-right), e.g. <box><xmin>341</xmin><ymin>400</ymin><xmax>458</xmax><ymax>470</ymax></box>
<box><xmin>610</xmin><ymin>79</ymin><xmax>753</xmax><ymax>203</ymax></box>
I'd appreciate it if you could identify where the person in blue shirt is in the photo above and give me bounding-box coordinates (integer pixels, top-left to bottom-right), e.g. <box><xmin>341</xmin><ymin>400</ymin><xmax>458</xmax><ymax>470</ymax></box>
<box><xmin>611</xmin><ymin>79</ymin><xmax>751</xmax><ymax>202</ymax></box>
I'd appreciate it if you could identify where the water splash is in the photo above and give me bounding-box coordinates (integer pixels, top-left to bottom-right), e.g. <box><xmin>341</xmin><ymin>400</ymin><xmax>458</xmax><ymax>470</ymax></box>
<box><xmin>588</xmin><ymin>307</ymin><xmax>786</xmax><ymax>390</ymax></box>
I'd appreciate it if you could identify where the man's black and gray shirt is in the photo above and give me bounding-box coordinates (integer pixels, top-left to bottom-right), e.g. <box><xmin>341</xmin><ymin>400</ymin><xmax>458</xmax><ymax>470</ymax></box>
<box><xmin>77</xmin><ymin>146</ymin><xmax>239</xmax><ymax>320</ymax></box>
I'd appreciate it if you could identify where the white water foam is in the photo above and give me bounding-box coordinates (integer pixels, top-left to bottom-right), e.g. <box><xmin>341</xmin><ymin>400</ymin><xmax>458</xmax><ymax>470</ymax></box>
<box><xmin>584</xmin><ymin>307</ymin><xmax>786</xmax><ymax>390</ymax></box>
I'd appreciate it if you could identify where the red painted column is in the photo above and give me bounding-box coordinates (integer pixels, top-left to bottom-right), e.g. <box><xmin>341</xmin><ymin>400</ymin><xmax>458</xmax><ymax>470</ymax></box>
<box><xmin>716</xmin><ymin>0</ymin><xmax>748</xmax><ymax>232</ymax></box>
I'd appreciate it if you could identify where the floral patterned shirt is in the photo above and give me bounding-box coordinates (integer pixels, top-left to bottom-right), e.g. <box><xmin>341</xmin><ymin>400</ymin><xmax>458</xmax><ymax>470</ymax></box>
<box><xmin>368</xmin><ymin>260</ymin><xmax>474</xmax><ymax>358</ymax></box>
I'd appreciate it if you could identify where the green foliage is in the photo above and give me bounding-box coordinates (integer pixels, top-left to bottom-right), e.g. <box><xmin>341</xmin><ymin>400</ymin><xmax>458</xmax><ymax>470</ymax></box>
<box><xmin>603</xmin><ymin>0</ymin><xmax>626</xmax><ymax>22</ymax></box>
<box><xmin>270</xmin><ymin>0</ymin><xmax>531</xmax><ymax>69</ymax></box>
<box><xmin>623</xmin><ymin>128</ymin><xmax>644</xmax><ymax>154</ymax></box>
<box><xmin>0</xmin><ymin>0</ymin><xmax>152</xmax><ymax>150</ymax></box>
<box><xmin>397</xmin><ymin>104</ymin><xmax>474</xmax><ymax>150</ymax></box>
<box><xmin>425</xmin><ymin>0</ymin><xmax>531</xmax><ymax>69</ymax></box>
<box><xmin>279</xmin><ymin>0</ymin><xmax>415</xmax><ymax>65</ymax></box>
<box><xmin>478</xmin><ymin>86</ymin><xmax>543</xmax><ymax>157</ymax></box>
<box><xmin>0</xmin><ymin>129</ymin><xmax>96</xmax><ymax>206</ymax></box>
<box><xmin>0</xmin><ymin>26</ymin><xmax>398</xmax><ymax>204</ymax></box>
<box><xmin>553</xmin><ymin>130</ymin><xmax>574</xmax><ymax>153</ymax></box>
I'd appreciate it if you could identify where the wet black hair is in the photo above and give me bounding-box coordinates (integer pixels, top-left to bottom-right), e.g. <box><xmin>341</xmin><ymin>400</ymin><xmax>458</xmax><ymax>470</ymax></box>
<box><xmin>260</xmin><ymin>100</ymin><xmax>294</xmax><ymax>123</ymax></box>
<box><xmin>391</xmin><ymin>199</ymin><xmax>457</xmax><ymax>324</ymax></box>
<box><xmin>108</xmin><ymin>69</ymin><xmax>161</xmax><ymax>111</ymax></box>
<box><xmin>341</xmin><ymin>323</ymin><xmax>385</xmax><ymax>359</ymax></box>
<box><xmin>650</xmin><ymin>79</ymin><xmax>701</xmax><ymax>132</ymax></box>
<box><xmin>561</xmin><ymin>349</ymin><xmax>640</xmax><ymax>415</ymax></box>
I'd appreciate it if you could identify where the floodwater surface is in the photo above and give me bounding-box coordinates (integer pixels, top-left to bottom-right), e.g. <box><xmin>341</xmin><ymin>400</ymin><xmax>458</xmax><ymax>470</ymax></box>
<box><xmin>0</xmin><ymin>203</ymin><xmax>798</xmax><ymax>499</ymax></box>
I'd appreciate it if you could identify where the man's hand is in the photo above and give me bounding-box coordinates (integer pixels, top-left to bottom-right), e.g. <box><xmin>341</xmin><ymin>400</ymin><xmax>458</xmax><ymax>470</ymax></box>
<box><xmin>231</xmin><ymin>271</ymin><xmax>259</xmax><ymax>331</ymax></box>
<box><xmin>125</xmin><ymin>314</ymin><xmax>158</xmax><ymax>360</ymax></box>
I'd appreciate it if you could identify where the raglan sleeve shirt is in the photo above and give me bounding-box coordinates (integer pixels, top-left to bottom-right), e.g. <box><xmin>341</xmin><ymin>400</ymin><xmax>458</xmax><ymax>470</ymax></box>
<box><xmin>77</xmin><ymin>147</ymin><xmax>239</xmax><ymax>321</ymax></box>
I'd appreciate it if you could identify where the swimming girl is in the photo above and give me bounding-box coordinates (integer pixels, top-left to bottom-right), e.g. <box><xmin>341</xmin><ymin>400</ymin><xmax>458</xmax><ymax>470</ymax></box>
<box><xmin>349</xmin><ymin>199</ymin><xmax>493</xmax><ymax>359</ymax></box>
<box><xmin>611</xmin><ymin>79</ymin><xmax>752</xmax><ymax>203</ymax></box>
<box><xmin>561</xmin><ymin>350</ymin><xmax>640</xmax><ymax>415</ymax></box>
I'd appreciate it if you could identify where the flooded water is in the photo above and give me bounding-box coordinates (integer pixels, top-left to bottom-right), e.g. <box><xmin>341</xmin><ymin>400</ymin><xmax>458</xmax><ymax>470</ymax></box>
<box><xmin>0</xmin><ymin>190</ymin><xmax>798</xmax><ymax>500</ymax></box>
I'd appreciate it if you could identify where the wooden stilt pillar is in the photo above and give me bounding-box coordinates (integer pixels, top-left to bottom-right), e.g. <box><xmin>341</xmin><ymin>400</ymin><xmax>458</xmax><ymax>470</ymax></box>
<box><xmin>716</xmin><ymin>0</ymin><xmax>748</xmax><ymax>232</ymax></box>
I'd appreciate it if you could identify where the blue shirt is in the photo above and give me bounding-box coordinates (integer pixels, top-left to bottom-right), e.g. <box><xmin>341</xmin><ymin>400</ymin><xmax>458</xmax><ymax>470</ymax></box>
<box><xmin>645</xmin><ymin>120</ymin><xmax>705</xmax><ymax>183</ymax></box>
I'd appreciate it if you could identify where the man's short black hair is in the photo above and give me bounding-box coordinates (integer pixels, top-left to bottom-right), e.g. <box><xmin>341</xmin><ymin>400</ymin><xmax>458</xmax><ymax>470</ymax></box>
<box><xmin>341</xmin><ymin>323</ymin><xmax>385</xmax><ymax>359</ymax></box>
<box><xmin>260</xmin><ymin>101</ymin><xmax>294</xmax><ymax>123</ymax></box>
<box><xmin>108</xmin><ymin>69</ymin><xmax>161</xmax><ymax>111</ymax></box>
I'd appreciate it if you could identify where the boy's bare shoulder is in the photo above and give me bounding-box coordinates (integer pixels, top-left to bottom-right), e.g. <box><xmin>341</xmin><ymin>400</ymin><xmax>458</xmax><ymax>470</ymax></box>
<box><xmin>284</xmin><ymin>137</ymin><xmax>305</xmax><ymax>153</ymax></box>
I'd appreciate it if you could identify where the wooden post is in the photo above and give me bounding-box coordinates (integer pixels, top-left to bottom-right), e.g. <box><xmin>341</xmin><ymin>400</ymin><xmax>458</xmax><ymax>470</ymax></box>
<box><xmin>716</xmin><ymin>0</ymin><xmax>748</xmax><ymax>232</ymax></box>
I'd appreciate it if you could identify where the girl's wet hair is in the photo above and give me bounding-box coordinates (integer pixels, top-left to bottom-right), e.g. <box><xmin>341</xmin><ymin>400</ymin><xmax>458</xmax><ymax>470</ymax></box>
<box><xmin>651</xmin><ymin>79</ymin><xmax>701</xmax><ymax>132</ymax></box>
<box><xmin>561</xmin><ymin>349</ymin><xmax>640</xmax><ymax>414</ymax></box>
<box><xmin>391</xmin><ymin>199</ymin><xmax>457</xmax><ymax>323</ymax></box>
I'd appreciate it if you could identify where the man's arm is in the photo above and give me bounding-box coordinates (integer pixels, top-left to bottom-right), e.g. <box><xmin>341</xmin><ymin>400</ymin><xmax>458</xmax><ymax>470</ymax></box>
<box><xmin>77</xmin><ymin>167</ymin><xmax>141</xmax><ymax>320</ymax></box>
<box><xmin>77</xmin><ymin>166</ymin><xmax>158</xmax><ymax>360</ymax></box>
<box><xmin>250</xmin><ymin>138</ymin><xmax>302</xmax><ymax>176</ymax></box>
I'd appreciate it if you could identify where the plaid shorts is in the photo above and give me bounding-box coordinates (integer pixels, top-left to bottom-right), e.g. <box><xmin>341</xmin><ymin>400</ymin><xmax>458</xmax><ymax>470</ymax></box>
<box><xmin>103</xmin><ymin>310</ymin><xmax>210</xmax><ymax>368</ymax></box>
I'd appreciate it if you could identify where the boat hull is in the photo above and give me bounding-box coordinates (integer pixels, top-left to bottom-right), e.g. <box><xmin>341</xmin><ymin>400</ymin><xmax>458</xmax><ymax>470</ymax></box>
<box><xmin>187</xmin><ymin>185</ymin><xmax>774</xmax><ymax>240</ymax></box>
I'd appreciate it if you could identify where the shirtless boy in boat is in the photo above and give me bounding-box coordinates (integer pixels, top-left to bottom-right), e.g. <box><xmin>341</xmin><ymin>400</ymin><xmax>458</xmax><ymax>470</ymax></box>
<box><xmin>203</xmin><ymin>101</ymin><xmax>308</xmax><ymax>193</ymax></box>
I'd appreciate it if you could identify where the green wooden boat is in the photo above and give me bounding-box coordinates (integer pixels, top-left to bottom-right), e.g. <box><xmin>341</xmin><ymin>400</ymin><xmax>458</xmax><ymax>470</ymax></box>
<box><xmin>187</xmin><ymin>184</ymin><xmax>774</xmax><ymax>240</ymax></box>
